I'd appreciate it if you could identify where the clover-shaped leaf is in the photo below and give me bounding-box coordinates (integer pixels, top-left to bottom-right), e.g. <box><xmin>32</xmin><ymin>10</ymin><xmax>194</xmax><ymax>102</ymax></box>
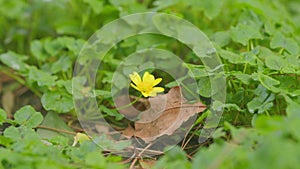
<box><xmin>41</xmin><ymin>91</ymin><xmax>74</xmax><ymax>113</ymax></box>
<box><xmin>14</xmin><ymin>106</ymin><xmax>43</xmax><ymax>128</ymax></box>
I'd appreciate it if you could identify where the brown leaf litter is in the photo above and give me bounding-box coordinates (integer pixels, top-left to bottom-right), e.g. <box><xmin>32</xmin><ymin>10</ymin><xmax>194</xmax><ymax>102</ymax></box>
<box><xmin>120</xmin><ymin>86</ymin><xmax>207</xmax><ymax>143</ymax></box>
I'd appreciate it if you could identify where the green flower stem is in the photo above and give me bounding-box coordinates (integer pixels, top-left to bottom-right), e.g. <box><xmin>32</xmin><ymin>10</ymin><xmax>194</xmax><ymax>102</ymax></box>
<box><xmin>265</xmin><ymin>110</ymin><xmax>270</xmax><ymax>116</ymax></box>
<box><xmin>247</xmin><ymin>40</ymin><xmax>254</xmax><ymax>51</ymax></box>
<box><xmin>279</xmin><ymin>48</ymin><xmax>284</xmax><ymax>55</ymax></box>
<box><xmin>239</xmin><ymin>63</ymin><xmax>248</xmax><ymax>88</ymax></box>
<box><xmin>115</xmin><ymin>94</ymin><xmax>142</xmax><ymax>110</ymax></box>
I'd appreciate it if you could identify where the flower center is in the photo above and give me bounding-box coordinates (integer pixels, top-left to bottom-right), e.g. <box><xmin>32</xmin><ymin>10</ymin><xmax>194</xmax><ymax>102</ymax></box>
<box><xmin>139</xmin><ymin>83</ymin><xmax>152</xmax><ymax>93</ymax></box>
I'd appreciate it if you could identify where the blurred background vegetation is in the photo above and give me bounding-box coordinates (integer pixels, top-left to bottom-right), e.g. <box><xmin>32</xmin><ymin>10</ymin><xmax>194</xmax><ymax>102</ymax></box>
<box><xmin>0</xmin><ymin>0</ymin><xmax>300</xmax><ymax>168</ymax></box>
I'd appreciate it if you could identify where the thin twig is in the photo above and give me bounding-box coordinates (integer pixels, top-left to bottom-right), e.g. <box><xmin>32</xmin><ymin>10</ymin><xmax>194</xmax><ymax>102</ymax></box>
<box><xmin>37</xmin><ymin>125</ymin><xmax>77</xmax><ymax>135</ymax></box>
<box><xmin>128</xmin><ymin>143</ymin><xmax>153</xmax><ymax>169</ymax></box>
<box><xmin>182</xmin><ymin>124</ymin><xmax>202</xmax><ymax>150</ymax></box>
<box><xmin>118</xmin><ymin>153</ymin><xmax>136</xmax><ymax>165</ymax></box>
<box><xmin>137</xmin><ymin>143</ymin><xmax>153</xmax><ymax>157</ymax></box>
<box><xmin>181</xmin><ymin>125</ymin><xmax>194</xmax><ymax>149</ymax></box>
<box><xmin>129</xmin><ymin>157</ymin><xmax>138</xmax><ymax>169</ymax></box>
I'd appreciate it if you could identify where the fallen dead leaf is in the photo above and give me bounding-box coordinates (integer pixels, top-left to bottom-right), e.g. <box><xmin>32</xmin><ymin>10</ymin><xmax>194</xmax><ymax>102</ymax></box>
<box><xmin>138</xmin><ymin>159</ymin><xmax>157</xmax><ymax>169</ymax></box>
<box><xmin>121</xmin><ymin>123</ymin><xmax>135</xmax><ymax>137</ymax></box>
<box><xmin>2</xmin><ymin>90</ymin><xmax>14</xmax><ymax>118</ymax></box>
<box><xmin>122</xmin><ymin>86</ymin><xmax>206</xmax><ymax>143</ymax></box>
<box><xmin>0</xmin><ymin>81</ymin><xmax>2</xmax><ymax>93</ymax></box>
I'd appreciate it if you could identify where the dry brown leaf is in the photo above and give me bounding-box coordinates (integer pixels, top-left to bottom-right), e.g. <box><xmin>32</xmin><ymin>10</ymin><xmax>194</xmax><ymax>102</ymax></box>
<box><xmin>138</xmin><ymin>159</ymin><xmax>156</xmax><ymax>169</ymax></box>
<box><xmin>2</xmin><ymin>90</ymin><xmax>14</xmax><ymax>117</ymax></box>
<box><xmin>0</xmin><ymin>81</ymin><xmax>2</xmax><ymax>93</ymax></box>
<box><xmin>122</xmin><ymin>86</ymin><xmax>206</xmax><ymax>143</ymax></box>
<box><xmin>121</xmin><ymin>124</ymin><xmax>135</xmax><ymax>138</ymax></box>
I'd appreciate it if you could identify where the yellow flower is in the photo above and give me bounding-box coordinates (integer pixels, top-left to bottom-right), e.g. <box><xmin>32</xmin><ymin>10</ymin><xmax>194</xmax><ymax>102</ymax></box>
<box><xmin>72</xmin><ymin>133</ymin><xmax>91</xmax><ymax>146</ymax></box>
<box><xmin>129</xmin><ymin>71</ymin><xmax>164</xmax><ymax>97</ymax></box>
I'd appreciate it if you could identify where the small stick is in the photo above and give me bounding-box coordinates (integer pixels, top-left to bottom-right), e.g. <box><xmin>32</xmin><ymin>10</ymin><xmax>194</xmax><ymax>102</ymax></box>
<box><xmin>37</xmin><ymin>125</ymin><xmax>77</xmax><ymax>135</ymax></box>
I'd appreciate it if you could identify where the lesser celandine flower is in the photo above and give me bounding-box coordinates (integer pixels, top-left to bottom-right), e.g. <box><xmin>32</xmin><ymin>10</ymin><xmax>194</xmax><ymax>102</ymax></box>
<box><xmin>129</xmin><ymin>71</ymin><xmax>164</xmax><ymax>97</ymax></box>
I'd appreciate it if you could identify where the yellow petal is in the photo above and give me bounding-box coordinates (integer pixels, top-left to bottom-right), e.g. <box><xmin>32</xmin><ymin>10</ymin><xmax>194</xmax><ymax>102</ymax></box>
<box><xmin>129</xmin><ymin>72</ymin><xmax>142</xmax><ymax>86</ymax></box>
<box><xmin>148</xmin><ymin>91</ymin><xmax>157</xmax><ymax>97</ymax></box>
<box><xmin>148</xmin><ymin>87</ymin><xmax>164</xmax><ymax>97</ymax></box>
<box><xmin>143</xmin><ymin>72</ymin><xmax>155</xmax><ymax>84</ymax></box>
<box><xmin>152</xmin><ymin>78</ymin><xmax>162</xmax><ymax>86</ymax></box>
<box><xmin>152</xmin><ymin>87</ymin><xmax>164</xmax><ymax>92</ymax></box>
<box><xmin>130</xmin><ymin>83</ymin><xmax>141</xmax><ymax>92</ymax></box>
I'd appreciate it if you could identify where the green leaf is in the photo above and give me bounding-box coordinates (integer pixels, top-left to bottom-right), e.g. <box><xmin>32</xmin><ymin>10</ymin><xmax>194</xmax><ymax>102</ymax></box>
<box><xmin>186</xmin><ymin>64</ymin><xmax>209</xmax><ymax>78</ymax></box>
<box><xmin>223</xmin><ymin>103</ymin><xmax>244</xmax><ymax>112</ymax></box>
<box><xmin>58</xmin><ymin>37</ymin><xmax>85</xmax><ymax>56</ymax></box>
<box><xmin>28</xmin><ymin>66</ymin><xmax>57</xmax><ymax>87</ymax></box>
<box><xmin>99</xmin><ymin>105</ymin><xmax>124</xmax><ymax>120</ymax></box>
<box><xmin>264</xmin><ymin>20</ymin><xmax>276</xmax><ymax>35</ymax></box>
<box><xmin>155</xmin><ymin>146</ymin><xmax>190</xmax><ymax>169</ymax></box>
<box><xmin>241</xmin><ymin>50</ymin><xmax>257</xmax><ymax>65</ymax></box>
<box><xmin>44</xmin><ymin>38</ymin><xmax>63</xmax><ymax>56</ymax></box>
<box><xmin>51</xmin><ymin>56</ymin><xmax>72</xmax><ymax>73</ymax></box>
<box><xmin>30</xmin><ymin>40</ymin><xmax>48</xmax><ymax>62</ymax></box>
<box><xmin>270</xmin><ymin>32</ymin><xmax>299</xmax><ymax>54</ymax></box>
<box><xmin>247</xmin><ymin>98</ymin><xmax>274</xmax><ymax>114</ymax></box>
<box><xmin>153</xmin><ymin>0</ymin><xmax>181</xmax><ymax>10</ymax></box>
<box><xmin>3</xmin><ymin>126</ymin><xmax>21</xmax><ymax>141</ymax></box>
<box><xmin>3</xmin><ymin>125</ymin><xmax>39</xmax><ymax>142</ymax></box>
<box><xmin>231</xmin><ymin>21</ymin><xmax>263</xmax><ymax>46</ymax></box>
<box><xmin>72</xmin><ymin>76</ymin><xmax>90</xmax><ymax>99</ymax></box>
<box><xmin>93</xmin><ymin>134</ymin><xmax>131</xmax><ymax>151</ymax></box>
<box><xmin>0</xmin><ymin>135</ymin><xmax>13</xmax><ymax>147</ymax></box>
<box><xmin>37</xmin><ymin>111</ymin><xmax>74</xmax><ymax>140</ymax></box>
<box><xmin>232</xmin><ymin>72</ymin><xmax>252</xmax><ymax>85</ymax></box>
<box><xmin>276</xmin><ymin>76</ymin><xmax>300</xmax><ymax>96</ymax></box>
<box><xmin>227</xmin><ymin>88</ymin><xmax>245</xmax><ymax>105</ymax></box>
<box><xmin>56</xmin><ymin>24</ymin><xmax>81</xmax><ymax>36</ymax></box>
<box><xmin>286</xmin><ymin>101</ymin><xmax>300</xmax><ymax>118</ymax></box>
<box><xmin>0</xmin><ymin>51</ymin><xmax>28</xmax><ymax>72</ymax></box>
<box><xmin>85</xmin><ymin>151</ymin><xmax>106</xmax><ymax>168</ymax></box>
<box><xmin>111</xmin><ymin>72</ymin><xmax>128</xmax><ymax>90</ymax></box>
<box><xmin>136</xmin><ymin>34</ymin><xmax>169</xmax><ymax>50</ymax></box>
<box><xmin>83</xmin><ymin>0</ymin><xmax>104</xmax><ymax>14</ymax></box>
<box><xmin>56</xmin><ymin>80</ymin><xmax>72</xmax><ymax>95</ymax></box>
<box><xmin>212</xmin><ymin>31</ymin><xmax>231</xmax><ymax>47</ymax></box>
<box><xmin>198</xmin><ymin>0</ymin><xmax>224</xmax><ymax>19</ymax></box>
<box><xmin>0</xmin><ymin>108</ymin><xmax>7</xmax><ymax>125</ymax></box>
<box><xmin>14</xmin><ymin>106</ymin><xmax>43</xmax><ymax>128</ymax></box>
<box><xmin>212</xmin><ymin>127</ymin><xmax>226</xmax><ymax>139</ymax></box>
<box><xmin>258</xmin><ymin>74</ymin><xmax>280</xmax><ymax>92</ymax></box>
<box><xmin>247</xmin><ymin>85</ymin><xmax>275</xmax><ymax>114</ymax></box>
<box><xmin>253</xmin><ymin>73</ymin><xmax>280</xmax><ymax>93</ymax></box>
<box><xmin>259</xmin><ymin>47</ymin><xmax>288</xmax><ymax>70</ymax></box>
<box><xmin>48</xmin><ymin>135</ymin><xmax>70</xmax><ymax>146</ymax></box>
<box><xmin>41</xmin><ymin>91</ymin><xmax>74</xmax><ymax>113</ymax></box>
<box><xmin>198</xmin><ymin>76</ymin><xmax>212</xmax><ymax>97</ymax></box>
<box><xmin>265</xmin><ymin>55</ymin><xmax>287</xmax><ymax>70</ymax></box>
<box><xmin>219</xmin><ymin>49</ymin><xmax>245</xmax><ymax>64</ymax></box>
<box><xmin>93</xmin><ymin>90</ymin><xmax>112</xmax><ymax>99</ymax></box>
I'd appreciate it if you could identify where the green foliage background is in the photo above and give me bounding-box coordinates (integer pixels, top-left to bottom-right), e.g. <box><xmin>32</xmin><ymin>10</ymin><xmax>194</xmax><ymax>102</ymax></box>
<box><xmin>0</xmin><ymin>0</ymin><xmax>300</xmax><ymax>168</ymax></box>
